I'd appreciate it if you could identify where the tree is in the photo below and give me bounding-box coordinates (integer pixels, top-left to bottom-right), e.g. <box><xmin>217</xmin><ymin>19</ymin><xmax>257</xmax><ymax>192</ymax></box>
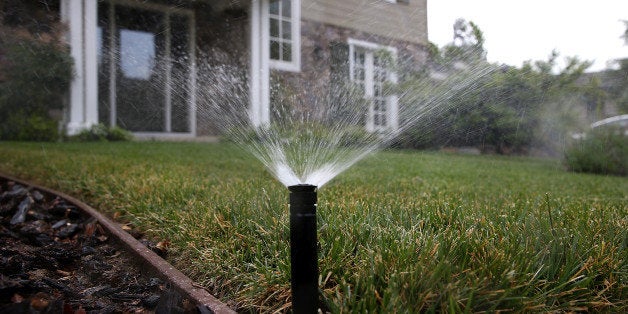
<box><xmin>428</xmin><ymin>18</ymin><xmax>487</xmax><ymax>71</ymax></box>
<box><xmin>453</xmin><ymin>18</ymin><xmax>484</xmax><ymax>48</ymax></box>
<box><xmin>581</xmin><ymin>75</ymin><xmax>608</xmax><ymax>120</ymax></box>
<box><xmin>397</xmin><ymin>20</ymin><xmax>593</xmax><ymax>155</ymax></box>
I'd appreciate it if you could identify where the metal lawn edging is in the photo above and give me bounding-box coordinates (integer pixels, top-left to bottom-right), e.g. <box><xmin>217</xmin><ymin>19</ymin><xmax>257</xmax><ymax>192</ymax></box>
<box><xmin>0</xmin><ymin>173</ymin><xmax>235</xmax><ymax>314</ymax></box>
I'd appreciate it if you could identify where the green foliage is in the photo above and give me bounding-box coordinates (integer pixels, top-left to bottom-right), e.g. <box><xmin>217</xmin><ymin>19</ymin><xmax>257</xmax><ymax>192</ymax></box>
<box><xmin>439</xmin><ymin>19</ymin><xmax>486</xmax><ymax>66</ymax></box>
<box><xmin>0</xmin><ymin>24</ymin><xmax>73</xmax><ymax>141</ymax></box>
<box><xmin>69</xmin><ymin>124</ymin><xmax>133</xmax><ymax>142</ymax></box>
<box><xmin>0</xmin><ymin>111</ymin><xmax>59</xmax><ymax>141</ymax></box>
<box><xmin>398</xmin><ymin>50</ymin><xmax>591</xmax><ymax>154</ymax></box>
<box><xmin>107</xmin><ymin>126</ymin><xmax>134</xmax><ymax>141</ymax></box>
<box><xmin>404</xmin><ymin>19</ymin><xmax>595</xmax><ymax>155</ymax></box>
<box><xmin>564</xmin><ymin>126</ymin><xmax>627</xmax><ymax>176</ymax></box>
<box><xmin>532</xmin><ymin>96</ymin><xmax>585</xmax><ymax>157</ymax></box>
<box><xmin>581</xmin><ymin>75</ymin><xmax>608</xmax><ymax>119</ymax></box>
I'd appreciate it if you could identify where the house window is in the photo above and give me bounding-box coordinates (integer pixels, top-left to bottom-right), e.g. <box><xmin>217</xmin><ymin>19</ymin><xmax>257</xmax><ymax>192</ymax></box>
<box><xmin>267</xmin><ymin>0</ymin><xmax>300</xmax><ymax>71</ymax></box>
<box><xmin>97</xmin><ymin>1</ymin><xmax>196</xmax><ymax>134</ymax></box>
<box><xmin>349</xmin><ymin>39</ymin><xmax>398</xmax><ymax>132</ymax></box>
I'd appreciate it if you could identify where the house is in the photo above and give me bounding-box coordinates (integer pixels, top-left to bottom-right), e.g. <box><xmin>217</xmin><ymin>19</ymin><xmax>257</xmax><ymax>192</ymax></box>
<box><xmin>60</xmin><ymin>0</ymin><xmax>428</xmax><ymax>137</ymax></box>
<box><xmin>576</xmin><ymin>67</ymin><xmax>626</xmax><ymax>122</ymax></box>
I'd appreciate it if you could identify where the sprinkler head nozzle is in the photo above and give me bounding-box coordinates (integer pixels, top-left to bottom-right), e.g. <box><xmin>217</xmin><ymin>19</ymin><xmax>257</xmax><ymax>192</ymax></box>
<box><xmin>288</xmin><ymin>184</ymin><xmax>317</xmax><ymax>193</ymax></box>
<box><xmin>288</xmin><ymin>183</ymin><xmax>318</xmax><ymax>313</ymax></box>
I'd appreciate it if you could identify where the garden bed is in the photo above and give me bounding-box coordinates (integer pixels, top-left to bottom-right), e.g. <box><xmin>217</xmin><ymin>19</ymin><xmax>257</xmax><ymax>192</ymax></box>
<box><xmin>0</xmin><ymin>175</ymin><xmax>233</xmax><ymax>313</ymax></box>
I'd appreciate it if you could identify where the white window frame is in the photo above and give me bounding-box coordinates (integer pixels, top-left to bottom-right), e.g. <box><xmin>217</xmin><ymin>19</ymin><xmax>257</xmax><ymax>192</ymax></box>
<box><xmin>264</xmin><ymin>0</ymin><xmax>301</xmax><ymax>72</ymax></box>
<box><xmin>348</xmin><ymin>38</ymin><xmax>398</xmax><ymax>132</ymax></box>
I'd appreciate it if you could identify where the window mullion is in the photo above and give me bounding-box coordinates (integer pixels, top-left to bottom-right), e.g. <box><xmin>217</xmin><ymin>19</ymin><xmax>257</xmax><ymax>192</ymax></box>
<box><xmin>364</xmin><ymin>52</ymin><xmax>374</xmax><ymax>97</ymax></box>
<box><xmin>365</xmin><ymin>51</ymin><xmax>375</xmax><ymax>131</ymax></box>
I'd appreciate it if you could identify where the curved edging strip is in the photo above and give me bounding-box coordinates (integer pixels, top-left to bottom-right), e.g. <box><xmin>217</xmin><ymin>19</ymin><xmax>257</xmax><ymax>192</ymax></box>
<box><xmin>0</xmin><ymin>173</ymin><xmax>235</xmax><ymax>314</ymax></box>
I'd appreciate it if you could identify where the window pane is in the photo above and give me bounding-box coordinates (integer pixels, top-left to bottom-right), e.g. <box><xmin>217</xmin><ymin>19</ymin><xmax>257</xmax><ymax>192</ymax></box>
<box><xmin>114</xmin><ymin>6</ymin><xmax>165</xmax><ymax>132</ymax></box>
<box><xmin>374</xmin><ymin>55</ymin><xmax>380</xmax><ymax>66</ymax></box>
<box><xmin>282</xmin><ymin>20</ymin><xmax>291</xmax><ymax>40</ymax></box>
<box><xmin>282</xmin><ymin>43</ymin><xmax>292</xmax><ymax>61</ymax></box>
<box><xmin>270</xmin><ymin>18</ymin><xmax>279</xmax><ymax>38</ymax></box>
<box><xmin>120</xmin><ymin>30</ymin><xmax>155</xmax><ymax>80</ymax></box>
<box><xmin>270</xmin><ymin>40</ymin><xmax>280</xmax><ymax>60</ymax></box>
<box><xmin>348</xmin><ymin>44</ymin><xmax>396</xmax><ymax>130</ymax></box>
<box><xmin>270</xmin><ymin>0</ymin><xmax>280</xmax><ymax>15</ymax></box>
<box><xmin>375</xmin><ymin>69</ymin><xmax>383</xmax><ymax>81</ymax></box>
<box><xmin>282</xmin><ymin>0</ymin><xmax>291</xmax><ymax>18</ymax></box>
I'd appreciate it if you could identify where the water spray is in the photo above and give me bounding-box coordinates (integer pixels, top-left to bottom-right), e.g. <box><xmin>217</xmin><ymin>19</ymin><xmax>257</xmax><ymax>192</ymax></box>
<box><xmin>288</xmin><ymin>184</ymin><xmax>318</xmax><ymax>313</ymax></box>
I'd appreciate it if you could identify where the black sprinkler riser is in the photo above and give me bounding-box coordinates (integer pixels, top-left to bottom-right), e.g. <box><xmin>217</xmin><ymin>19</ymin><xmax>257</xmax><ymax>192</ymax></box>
<box><xmin>288</xmin><ymin>184</ymin><xmax>318</xmax><ymax>314</ymax></box>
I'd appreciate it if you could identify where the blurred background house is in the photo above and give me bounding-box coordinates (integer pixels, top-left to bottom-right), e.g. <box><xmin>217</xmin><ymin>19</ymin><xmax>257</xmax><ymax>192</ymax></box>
<box><xmin>0</xmin><ymin>0</ymin><xmax>429</xmax><ymax>138</ymax></box>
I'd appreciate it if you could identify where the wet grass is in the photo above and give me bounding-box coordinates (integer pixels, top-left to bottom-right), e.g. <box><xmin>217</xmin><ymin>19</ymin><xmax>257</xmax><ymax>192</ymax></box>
<box><xmin>0</xmin><ymin>141</ymin><xmax>626</xmax><ymax>312</ymax></box>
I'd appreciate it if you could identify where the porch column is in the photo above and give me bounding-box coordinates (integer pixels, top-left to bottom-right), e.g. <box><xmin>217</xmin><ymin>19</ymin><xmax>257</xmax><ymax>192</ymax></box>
<box><xmin>249</xmin><ymin>0</ymin><xmax>270</xmax><ymax>127</ymax></box>
<box><xmin>61</xmin><ymin>0</ymin><xmax>99</xmax><ymax>135</ymax></box>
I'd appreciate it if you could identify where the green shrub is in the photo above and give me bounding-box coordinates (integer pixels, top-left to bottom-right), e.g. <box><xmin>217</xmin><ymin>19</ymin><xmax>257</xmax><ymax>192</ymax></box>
<box><xmin>106</xmin><ymin>126</ymin><xmax>134</xmax><ymax>141</ymax></box>
<box><xmin>1</xmin><ymin>111</ymin><xmax>60</xmax><ymax>141</ymax></box>
<box><xmin>0</xmin><ymin>24</ymin><xmax>73</xmax><ymax>141</ymax></box>
<box><xmin>564</xmin><ymin>126</ymin><xmax>627</xmax><ymax>176</ymax></box>
<box><xmin>69</xmin><ymin>124</ymin><xmax>133</xmax><ymax>142</ymax></box>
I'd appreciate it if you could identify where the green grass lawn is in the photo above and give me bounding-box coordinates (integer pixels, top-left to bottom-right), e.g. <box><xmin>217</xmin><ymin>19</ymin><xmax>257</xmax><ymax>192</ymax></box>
<box><xmin>1</xmin><ymin>141</ymin><xmax>626</xmax><ymax>312</ymax></box>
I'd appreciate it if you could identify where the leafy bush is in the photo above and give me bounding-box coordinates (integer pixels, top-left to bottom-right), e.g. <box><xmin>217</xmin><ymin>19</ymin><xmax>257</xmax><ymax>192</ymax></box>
<box><xmin>105</xmin><ymin>126</ymin><xmax>134</xmax><ymax>142</ymax></box>
<box><xmin>0</xmin><ymin>23</ymin><xmax>73</xmax><ymax>141</ymax></box>
<box><xmin>0</xmin><ymin>112</ymin><xmax>59</xmax><ymax>141</ymax></box>
<box><xmin>69</xmin><ymin>124</ymin><xmax>133</xmax><ymax>142</ymax></box>
<box><xmin>564</xmin><ymin>127</ymin><xmax>627</xmax><ymax>176</ymax></box>
<box><xmin>395</xmin><ymin>50</ymin><xmax>591</xmax><ymax>155</ymax></box>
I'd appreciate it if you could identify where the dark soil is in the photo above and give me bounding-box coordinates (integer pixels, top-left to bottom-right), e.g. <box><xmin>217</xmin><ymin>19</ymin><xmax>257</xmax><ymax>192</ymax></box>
<box><xmin>0</xmin><ymin>178</ymin><xmax>196</xmax><ymax>313</ymax></box>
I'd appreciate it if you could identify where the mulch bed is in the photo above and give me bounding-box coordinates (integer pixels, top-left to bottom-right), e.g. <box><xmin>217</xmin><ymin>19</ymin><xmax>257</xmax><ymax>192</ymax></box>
<box><xmin>0</xmin><ymin>178</ymin><xmax>197</xmax><ymax>313</ymax></box>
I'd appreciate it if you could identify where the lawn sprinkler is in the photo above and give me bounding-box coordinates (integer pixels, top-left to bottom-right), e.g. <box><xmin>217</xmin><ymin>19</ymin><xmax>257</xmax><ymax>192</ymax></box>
<box><xmin>288</xmin><ymin>184</ymin><xmax>318</xmax><ymax>313</ymax></box>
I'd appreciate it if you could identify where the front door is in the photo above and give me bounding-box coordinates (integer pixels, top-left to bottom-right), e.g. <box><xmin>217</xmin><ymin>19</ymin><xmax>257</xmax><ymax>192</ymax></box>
<box><xmin>97</xmin><ymin>1</ymin><xmax>195</xmax><ymax>134</ymax></box>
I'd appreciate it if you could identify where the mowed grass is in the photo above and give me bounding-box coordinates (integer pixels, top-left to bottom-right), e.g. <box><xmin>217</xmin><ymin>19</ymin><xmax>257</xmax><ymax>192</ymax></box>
<box><xmin>0</xmin><ymin>141</ymin><xmax>626</xmax><ymax>312</ymax></box>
